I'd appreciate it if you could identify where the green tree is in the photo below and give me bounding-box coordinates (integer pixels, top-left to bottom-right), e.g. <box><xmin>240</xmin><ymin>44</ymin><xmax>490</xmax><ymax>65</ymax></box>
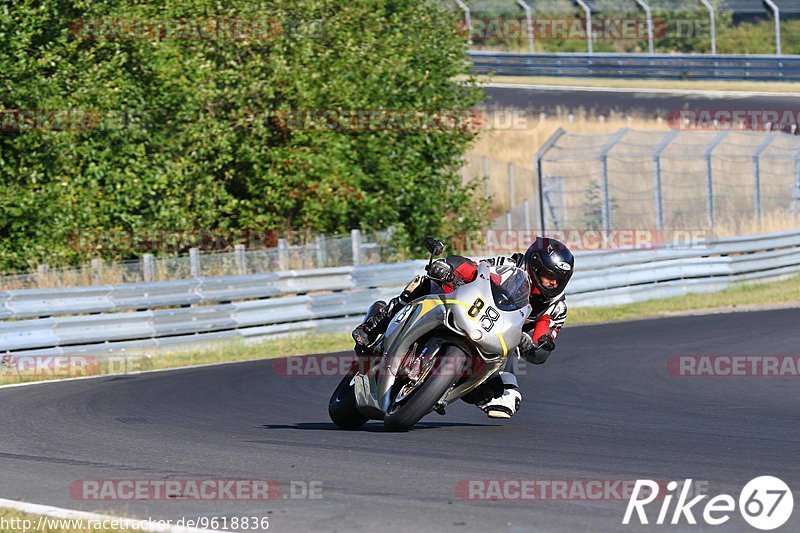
<box><xmin>0</xmin><ymin>0</ymin><xmax>487</xmax><ymax>270</ymax></box>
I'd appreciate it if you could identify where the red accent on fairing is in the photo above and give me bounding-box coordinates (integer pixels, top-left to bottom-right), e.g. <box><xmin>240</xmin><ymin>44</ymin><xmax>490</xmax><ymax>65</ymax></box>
<box><xmin>489</xmin><ymin>272</ymin><xmax>502</xmax><ymax>286</ymax></box>
<box><xmin>533</xmin><ymin>314</ymin><xmax>551</xmax><ymax>341</ymax></box>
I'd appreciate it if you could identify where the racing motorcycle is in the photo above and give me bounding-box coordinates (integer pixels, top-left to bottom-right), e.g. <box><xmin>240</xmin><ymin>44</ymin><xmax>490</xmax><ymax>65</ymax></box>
<box><xmin>328</xmin><ymin>237</ymin><xmax>533</xmax><ymax>431</ymax></box>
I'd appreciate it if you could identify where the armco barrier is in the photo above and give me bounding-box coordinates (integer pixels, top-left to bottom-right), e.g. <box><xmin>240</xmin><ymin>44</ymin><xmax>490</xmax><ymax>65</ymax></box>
<box><xmin>469</xmin><ymin>51</ymin><xmax>800</xmax><ymax>81</ymax></box>
<box><xmin>2</xmin><ymin>231</ymin><xmax>800</xmax><ymax>357</ymax></box>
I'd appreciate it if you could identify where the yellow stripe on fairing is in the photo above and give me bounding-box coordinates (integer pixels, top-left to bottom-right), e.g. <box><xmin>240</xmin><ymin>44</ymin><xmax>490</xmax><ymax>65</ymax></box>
<box><xmin>497</xmin><ymin>332</ymin><xmax>508</xmax><ymax>356</ymax></box>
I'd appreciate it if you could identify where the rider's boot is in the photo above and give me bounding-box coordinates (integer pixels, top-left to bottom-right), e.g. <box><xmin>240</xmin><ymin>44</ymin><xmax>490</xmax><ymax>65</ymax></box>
<box><xmin>479</xmin><ymin>372</ymin><xmax>522</xmax><ymax>419</ymax></box>
<box><xmin>352</xmin><ymin>275</ymin><xmax>428</xmax><ymax>349</ymax></box>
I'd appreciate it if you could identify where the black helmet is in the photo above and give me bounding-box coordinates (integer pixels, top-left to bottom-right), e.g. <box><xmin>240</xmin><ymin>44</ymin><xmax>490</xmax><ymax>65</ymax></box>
<box><xmin>523</xmin><ymin>237</ymin><xmax>574</xmax><ymax>299</ymax></box>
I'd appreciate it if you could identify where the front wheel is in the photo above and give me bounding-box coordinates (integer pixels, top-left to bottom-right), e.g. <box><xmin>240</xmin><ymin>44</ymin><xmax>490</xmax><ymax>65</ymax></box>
<box><xmin>383</xmin><ymin>345</ymin><xmax>467</xmax><ymax>432</ymax></box>
<box><xmin>328</xmin><ymin>371</ymin><xmax>368</xmax><ymax>430</ymax></box>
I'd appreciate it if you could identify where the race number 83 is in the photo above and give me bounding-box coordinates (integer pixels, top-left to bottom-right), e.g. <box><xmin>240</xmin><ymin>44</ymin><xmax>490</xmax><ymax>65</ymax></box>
<box><xmin>468</xmin><ymin>298</ymin><xmax>500</xmax><ymax>332</ymax></box>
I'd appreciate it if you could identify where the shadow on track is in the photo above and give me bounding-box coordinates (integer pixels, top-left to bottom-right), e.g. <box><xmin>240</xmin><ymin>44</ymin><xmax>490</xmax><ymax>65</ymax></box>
<box><xmin>260</xmin><ymin>421</ymin><xmax>500</xmax><ymax>432</ymax></box>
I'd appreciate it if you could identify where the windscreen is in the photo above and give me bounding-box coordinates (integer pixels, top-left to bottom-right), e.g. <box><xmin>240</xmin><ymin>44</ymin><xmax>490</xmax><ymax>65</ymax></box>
<box><xmin>490</xmin><ymin>265</ymin><xmax>531</xmax><ymax>311</ymax></box>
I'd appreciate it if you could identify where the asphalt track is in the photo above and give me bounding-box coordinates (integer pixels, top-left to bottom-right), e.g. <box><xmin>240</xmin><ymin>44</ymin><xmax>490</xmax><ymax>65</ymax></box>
<box><xmin>1</xmin><ymin>308</ymin><xmax>799</xmax><ymax>532</ymax></box>
<box><xmin>485</xmin><ymin>85</ymin><xmax>800</xmax><ymax>118</ymax></box>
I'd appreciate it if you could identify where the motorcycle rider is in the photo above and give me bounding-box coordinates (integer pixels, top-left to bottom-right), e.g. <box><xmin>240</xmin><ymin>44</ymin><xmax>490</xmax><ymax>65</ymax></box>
<box><xmin>352</xmin><ymin>237</ymin><xmax>574</xmax><ymax>419</ymax></box>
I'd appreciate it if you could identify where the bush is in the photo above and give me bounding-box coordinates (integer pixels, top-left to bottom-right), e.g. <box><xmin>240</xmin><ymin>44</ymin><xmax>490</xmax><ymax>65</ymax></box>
<box><xmin>0</xmin><ymin>0</ymin><xmax>487</xmax><ymax>271</ymax></box>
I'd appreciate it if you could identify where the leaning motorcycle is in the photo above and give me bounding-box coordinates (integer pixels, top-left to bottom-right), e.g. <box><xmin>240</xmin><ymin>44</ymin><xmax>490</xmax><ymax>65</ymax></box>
<box><xmin>329</xmin><ymin>237</ymin><xmax>532</xmax><ymax>431</ymax></box>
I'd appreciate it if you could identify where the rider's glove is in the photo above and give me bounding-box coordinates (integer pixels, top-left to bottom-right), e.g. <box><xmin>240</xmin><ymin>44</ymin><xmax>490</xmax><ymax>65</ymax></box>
<box><xmin>533</xmin><ymin>334</ymin><xmax>555</xmax><ymax>352</ymax></box>
<box><xmin>426</xmin><ymin>260</ymin><xmax>453</xmax><ymax>283</ymax></box>
<box><xmin>518</xmin><ymin>333</ymin><xmax>554</xmax><ymax>365</ymax></box>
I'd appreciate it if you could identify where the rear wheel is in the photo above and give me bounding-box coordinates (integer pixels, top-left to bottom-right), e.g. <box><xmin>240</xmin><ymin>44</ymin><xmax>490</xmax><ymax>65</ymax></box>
<box><xmin>383</xmin><ymin>345</ymin><xmax>467</xmax><ymax>432</ymax></box>
<box><xmin>328</xmin><ymin>371</ymin><xmax>368</xmax><ymax>430</ymax></box>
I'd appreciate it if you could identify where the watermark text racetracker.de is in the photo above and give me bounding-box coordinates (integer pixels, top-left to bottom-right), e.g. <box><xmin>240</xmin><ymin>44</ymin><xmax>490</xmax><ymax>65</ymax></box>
<box><xmin>464</xmin><ymin>18</ymin><xmax>712</xmax><ymax>42</ymax></box>
<box><xmin>667</xmin><ymin>355</ymin><xmax>800</xmax><ymax>377</ymax></box>
<box><xmin>460</xmin><ymin>229</ymin><xmax>709</xmax><ymax>255</ymax></box>
<box><xmin>668</xmin><ymin>109</ymin><xmax>800</xmax><ymax>132</ymax></box>
<box><xmin>272</xmin><ymin>352</ymin><xmax>526</xmax><ymax>377</ymax></box>
<box><xmin>69</xmin><ymin>479</ymin><xmax>322</xmax><ymax>501</ymax></box>
<box><xmin>455</xmin><ymin>478</ymin><xmax>707</xmax><ymax>501</ymax></box>
<box><xmin>0</xmin><ymin>355</ymin><xmax>153</xmax><ymax>379</ymax></box>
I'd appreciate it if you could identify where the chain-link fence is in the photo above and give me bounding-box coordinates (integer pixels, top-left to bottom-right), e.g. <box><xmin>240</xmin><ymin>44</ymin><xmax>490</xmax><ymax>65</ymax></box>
<box><xmin>464</xmin><ymin>128</ymin><xmax>800</xmax><ymax>235</ymax></box>
<box><xmin>0</xmin><ymin>229</ymin><xmax>394</xmax><ymax>290</ymax></box>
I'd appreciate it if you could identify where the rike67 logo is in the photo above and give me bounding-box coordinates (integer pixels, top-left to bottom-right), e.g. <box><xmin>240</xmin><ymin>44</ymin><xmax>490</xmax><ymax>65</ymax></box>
<box><xmin>623</xmin><ymin>477</ymin><xmax>794</xmax><ymax>530</ymax></box>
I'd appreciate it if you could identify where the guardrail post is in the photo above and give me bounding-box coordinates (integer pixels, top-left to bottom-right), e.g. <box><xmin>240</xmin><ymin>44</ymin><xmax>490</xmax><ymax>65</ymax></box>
<box><xmin>704</xmin><ymin>131</ymin><xmax>729</xmax><ymax>229</ymax></box>
<box><xmin>351</xmin><ymin>229</ymin><xmax>363</xmax><ymax>266</ymax></box>
<box><xmin>189</xmin><ymin>248</ymin><xmax>201</xmax><ymax>277</ymax></box>
<box><xmin>699</xmin><ymin>0</ymin><xmax>716</xmax><ymax>55</ymax></box>
<box><xmin>142</xmin><ymin>254</ymin><xmax>155</xmax><ymax>282</ymax></box>
<box><xmin>235</xmin><ymin>244</ymin><xmax>247</xmax><ymax>274</ymax></box>
<box><xmin>316</xmin><ymin>235</ymin><xmax>328</xmax><ymax>267</ymax></box>
<box><xmin>753</xmin><ymin>135</ymin><xmax>776</xmax><ymax>226</ymax></box>
<box><xmin>36</xmin><ymin>264</ymin><xmax>49</xmax><ymax>288</ymax></box>
<box><xmin>277</xmin><ymin>240</ymin><xmax>288</xmax><ymax>271</ymax></box>
<box><xmin>653</xmin><ymin>131</ymin><xmax>679</xmax><ymax>232</ymax></box>
<box><xmin>764</xmin><ymin>0</ymin><xmax>782</xmax><ymax>56</ymax></box>
<box><xmin>535</xmin><ymin>128</ymin><xmax>567</xmax><ymax>232</ymax></box>
<box><xmin>91</xmin><ymin>258</ymin><xmax>103</xmax><ymax>285</ymax></box>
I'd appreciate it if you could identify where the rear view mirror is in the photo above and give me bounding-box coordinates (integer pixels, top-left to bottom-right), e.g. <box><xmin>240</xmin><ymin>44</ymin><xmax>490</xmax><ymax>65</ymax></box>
<box><xmin>424</xmin><ymin>237</ymin><xmax>445</xmax><ymax>257</ymax></box>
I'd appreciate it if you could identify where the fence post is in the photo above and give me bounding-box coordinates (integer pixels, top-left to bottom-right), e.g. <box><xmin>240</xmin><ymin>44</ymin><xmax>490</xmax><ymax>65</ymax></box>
<box><xmin>277</xmin><ymin>240</ymin><xmax>288</xmax><ymax>271</ymax></box>
<box><xmin>704</xmin><ymin>132</ymin><xmax>729</xmax><ymax>229</ymax></box>
<box><xmin>535</xmin><ymin>128</ymin><xmax>568</xmax><ymax>233</ymax></box>
<box><xmin>764</xmin><ymin>0</ymin><xmax>782</xmax><ymax>56</ymax></box>
<box><xmin>792</xmin><ymin>154</ymin><xmax>800</xmax><ymax>214</ymax></box>
<box><xmin>454</xmin><ymin>0</ymin><xmax>471</xmax><ymax>44</ymax></box>
<box><xmin>598</xmin><ymin>129</ymin><xmax>628</xmax><ymax>231</ymax></box>
<box><xmin>574</xmin><ymin>0</ymin><xmax>593</xmax><ymax>54</ymax></box>
<box><xmin>634</xmin><ymin>0</ymin><xmax>654</xmax><ymax>54</ymax></box>
<box><xmin>699</xmin><ymin>0</ymin><xmax>717</xmax><ymax>55</ymax></box>
<box><xmin>653</xmin><ymin>131</ymin><xmax>679</xmax><ymax>232</ymax></box>
<box><xmin>516</xmin><ymin>0</ymin><xmax>535</xmax><ymax>52</ymax></box>
<box><xmin>91</xmin><ymin>258</ymin><xmax>103</xmax><ymax>285</ymax></box>
<box><xmin>351</xmin><ymin>229</ymin><xmax>363</xmax><ymax>266</ymax></box>
<box><xmin>316</xmin><ymin>234</ymin><xmax>328</xmax><ymax>267</ymax></box>
<box><xmin>189</xmin><ymin>248</ymin><xmax>201</xmax><ymax>277</ymax></box>
<box><xmin>523</xmin><ymin>199</ymin><xmax>531</xmax><ymax>230</ymax></box>
<box><xmin>36</xmin><ymin>264</ymin><xmax>49</xmax><ymax>288</ymax></box>
<box><xmin>234</xmin><ymin>244</ymin><xmax>247</xmax><ymax>274</ymax></box>
<box><xmin>142</xmin><ymin>254</ymin><xmax>154</xmax><ymax>282</ymax></box>
<box><xmin>482</xmin><ymin>155</ymin><xmax>489</xmax><ymax>197</ymax></box>
<box><xmin>508</xmin><ymin>163</ymin><xmax>516</xmax><ymax>211</ymax></box>
<box><xmin>753</xmin><ymin>135</ymin><xmax>776</xmax><ymax>226</ymax></box>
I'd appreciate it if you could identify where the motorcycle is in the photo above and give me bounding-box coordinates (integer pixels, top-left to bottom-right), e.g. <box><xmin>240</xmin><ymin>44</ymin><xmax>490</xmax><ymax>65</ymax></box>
<box><xmin>329</xmin><ymin>237</ymin><xmax>533</xmax><ymax>431</ymax></box>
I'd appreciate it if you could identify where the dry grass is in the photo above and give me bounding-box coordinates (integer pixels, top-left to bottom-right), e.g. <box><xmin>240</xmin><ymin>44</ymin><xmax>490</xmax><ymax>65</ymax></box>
<box><xmin>470</xmin><ymin>75</ymin><xmax>800</xmax><ymax>94</ymax></box>
<box><xmin>466</xmin><ymin>111</ymin><xmax>800</xmax><ymax>238</ymax></box>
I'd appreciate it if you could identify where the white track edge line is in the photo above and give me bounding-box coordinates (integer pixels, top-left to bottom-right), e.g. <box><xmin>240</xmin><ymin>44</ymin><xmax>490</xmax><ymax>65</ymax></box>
<box><xmin>0</xmin><ymin>497</ymin><xmax>221</xmax><ymax>533</ymax></box>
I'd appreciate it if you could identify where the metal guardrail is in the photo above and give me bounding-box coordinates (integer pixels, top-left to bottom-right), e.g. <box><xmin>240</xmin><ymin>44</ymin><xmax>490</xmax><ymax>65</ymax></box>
<box><xmin>2</xmin><ymin>230</ymin><xmax>800</xmax><ymax>357</ymax></box>
<box><xmin>469</xmin><ymin>51</ymin><xmax>800</xmax><ymax>81</ymax></box>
